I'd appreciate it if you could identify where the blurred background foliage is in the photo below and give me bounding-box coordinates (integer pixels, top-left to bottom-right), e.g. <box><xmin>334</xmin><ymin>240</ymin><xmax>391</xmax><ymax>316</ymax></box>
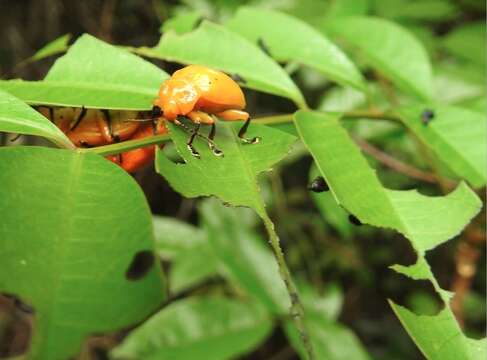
<box><xmin>0</xmin><ymin>0</ymin><xmax>485</xmax><ymax>359</ymax></box>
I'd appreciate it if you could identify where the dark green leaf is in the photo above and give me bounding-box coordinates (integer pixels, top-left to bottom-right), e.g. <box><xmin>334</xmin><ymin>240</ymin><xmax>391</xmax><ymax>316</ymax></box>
<box><xmin>0</xmin><ymin>146</ymin><xmax>165</xmax><ymax>360</ymax></box>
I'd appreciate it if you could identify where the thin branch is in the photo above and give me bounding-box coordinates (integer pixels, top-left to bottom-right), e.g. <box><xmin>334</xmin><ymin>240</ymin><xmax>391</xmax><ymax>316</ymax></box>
<box><xmin>77</xmin><ymin>110</ymin><xmax>401</xmax><ymax>157</ymax></box>
<box><xmin>260</xmin><ymin>211</ymin><xmax>315</xmax><ymax>360</ymax></box>
<box><xmin>353</xmin><ymin>136</ymin><xmax>455</xmax><ymax>186</ymax></box>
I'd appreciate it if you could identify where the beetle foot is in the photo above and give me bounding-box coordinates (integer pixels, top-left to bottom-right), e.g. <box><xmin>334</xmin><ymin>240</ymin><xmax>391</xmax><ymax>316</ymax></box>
<box><xmin>187</xmin><ymin>144</ymin><xmax>200</xmax><ymax>159</ymax></box>
<box><xmin>241</xmin><ymin>136</ymin><xmax>261</xmax><ymax>145</ymax></box>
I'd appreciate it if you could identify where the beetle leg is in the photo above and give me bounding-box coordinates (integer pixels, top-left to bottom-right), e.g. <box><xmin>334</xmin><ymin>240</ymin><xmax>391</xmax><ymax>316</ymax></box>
<box><xmin>208</xmin><ymin>123</ymin><xmax>223</xmax><ymax>157</ymax></box>
<box><xmin>238</xmin><ymin>117</ymin><xmax>260</xmax><ymax>144</ymax></box>
<box><xmin>186</xmin><ymin>122</ymin><xmax>201</xmax><ymax>158</ymax></box>
<box><xmin>69</xmin><ymin>106</ymin><xmax>87</xmax><ymax>131</ymax></box>
<box><xmin>102</xmin><ymin>109</ymin><xmax>121</xmax><ymax>142</ymax></box>
<box><xmin>79</xmin><ymin>140</ymin><xmax>94</xmax><ymax>148</ymax></box>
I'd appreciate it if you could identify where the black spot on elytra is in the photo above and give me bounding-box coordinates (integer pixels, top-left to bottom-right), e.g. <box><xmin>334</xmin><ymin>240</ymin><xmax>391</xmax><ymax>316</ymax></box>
<box><xmin>421</xmin><ymin>109</ymin><xmax>435</xmax><ymax>125</ymax></box>
<box><xmin>348</xmin><ymin>214</ymin><xmax>362</xmax><ymax>226</ymax></box>
<box><xmin>308</xmin><ymin>176</ymin><xmax>329</xmax><ymax>192</ymax></box>
<box><xmin>125</xmin><ymin>251</ymin><xmax>155</xmax><ymax>281</ymax></box>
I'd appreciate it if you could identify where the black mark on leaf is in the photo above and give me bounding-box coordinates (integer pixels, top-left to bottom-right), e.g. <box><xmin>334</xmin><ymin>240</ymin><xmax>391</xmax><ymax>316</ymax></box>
<box><xmin>348</xmin><ymin>214</ymin><xmax>362</xmax><ymax>226</ymax></box>
<box><xmin>125</xmin><ymin>250</ymin><xmax>155</xmax><ymax>281</ymax></box>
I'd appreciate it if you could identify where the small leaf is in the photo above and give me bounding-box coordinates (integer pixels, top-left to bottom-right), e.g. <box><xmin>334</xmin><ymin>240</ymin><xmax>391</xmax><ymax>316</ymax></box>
<box><xmin>112</xmin><ymin>297</ymin><xmax>273</xmax><ymax>360</ymax></box>
<box><xmin>156</xmin><ymin>121</ymin><xmax>296</xmax><ymax>214</ymax></box>
<box><xmin>200</xmin><ymin>199</ymin><xmax>289</xmax><ymax>313</ymax></box>
<box><xmin>390</xmin><ymin>304</ymin><xmax>487</xmax><ymax>360</ymax></box>
<box><xmin>226</xmin><ymin>7</ymin><xmax>366</xmax><ymax>92</ymax></box>
<box><xmin>0</xmin><ymin>89</ymin><xmax>72</xmax><ymax>148</ymax></box>
<box><xmin>398</xmin><ymin>105</ymin><xmax>486</xmax><ymax>188</ymax></box>
<box><xmin>138</xmin><ymin>21</ymin><xmax>306</xmax><ymax>107</ymax></box>
<box><xmin>161</xmin><ymin>10</ymin><xmax>202</xmax><ymax>34</ymax></box>
<box><xmin>0</xmin><ymin>34</ymin><xmax>168</xmax><ymax>110</ymax></box>
<box><xmin>0</xmin><ymin>146</ymin><xmax>165</xmax><ymax>360</ymax></box>
<box><xmin>27</xmin><ymin>34</ymin><xmax>71</xmax><ymax>63</ymax></box>
<box><xmin>326</xmin><ymin>16</ymin><xmax>433</xmax><ymax>100</ymax></box>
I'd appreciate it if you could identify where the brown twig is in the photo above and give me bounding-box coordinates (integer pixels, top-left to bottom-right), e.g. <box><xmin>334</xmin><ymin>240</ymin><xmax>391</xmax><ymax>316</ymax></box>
<box><xmin>353</xmin><ymin>136</ymin><xmax>455</xmax><ymax>186</ymax></box>
<box><xmin>99</xmin><ymin>0</ymin><xmax>117</xmax><ymax>42</ymax></box>
<box><xmin>450</xmin><ymin>219</ymin><xmax>485</xmax><ymax>327</ymax></box>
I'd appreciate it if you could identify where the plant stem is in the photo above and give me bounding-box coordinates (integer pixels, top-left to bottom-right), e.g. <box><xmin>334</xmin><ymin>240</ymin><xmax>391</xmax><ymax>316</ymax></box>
<box><xmin>353</xmin><ymin>136</ymin><xmax>456</xmax><ymax>186</ymax></box>
<box><xmin>77</xmin><ymin>133</ymin><xmax>170</xmax><ymax>156</ymax></box>
<box><xmin>260</xmin><ymin>211</ymin><xmax>315</xmax><ymax>360</ymax></box>
<box><xmin>77</xmin><ymin>110</ymin><xmax>400</xmax><ymax>157</ymax></box>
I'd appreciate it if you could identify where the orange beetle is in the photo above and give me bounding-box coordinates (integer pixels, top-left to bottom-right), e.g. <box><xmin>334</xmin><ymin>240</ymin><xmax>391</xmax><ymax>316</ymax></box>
<box><xmin>39</xmin><ymin>106</ymin><xmax>166</xmax><ymax>172</ymax></box>
<box><xmin>152</xmin><ymin>65</ymin><xmax>259</xmax><ymax>157</ymax></box>
<box><xmin>39</xmin><ymin>107</ymin><xmax>141</xmax><ymax>147</ymax></box>
<box><xmin>40</xmin><ymin>65</ymin><xmax>256</xmax><ymax>170</ymax></box>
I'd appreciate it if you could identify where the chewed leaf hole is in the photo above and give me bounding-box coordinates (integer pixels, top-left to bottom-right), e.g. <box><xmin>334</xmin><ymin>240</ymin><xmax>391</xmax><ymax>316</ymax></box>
<box><xmin>125</xmin><ymin>250</ymin><xmax>155</xmax><ymax>281</ymax></box>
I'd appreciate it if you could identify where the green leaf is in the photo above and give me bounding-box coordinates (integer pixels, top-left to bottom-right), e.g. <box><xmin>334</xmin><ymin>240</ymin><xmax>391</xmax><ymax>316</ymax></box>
<box><xmin>398</xmin><ymin>105</ymin><xmax>487</xmax><ymax>188</ymax></box>
<box><xmin>170</xmin><ymin>243</ymin><xmax>219</xmax><ymax>293</ymax></box>
<box><xmin>443</xmin><ymin>22</ymin><xmax>486</xmax><ymax>67</ymax></box>
<box><xmin>0</xmin><ymin>80</ymin><xmax>159</xmax><ymax>111</ymax></box>
<box><xmin>152</xmin><ymin>216</ymin><xmax>219</xmax><ymax>293</ymax></box>
<box><xmin>0</xmin><ymin>89</ymin><xmax>72</xmax><ymax>148</ymax></box>
<box><xmin>112</xmin><ymin>296</ymin><xmax>273</xmax><ymax>360</ymax></box>
<box><xmin>226</xmin><ymin>7</ymin><xmax>366</xmax><ymax>92</ymax></box>
<box><xmin>390</xmin><ymin>304</ymin><xmax>487</xmax><ymax>360</ymax></box>
<box><xmin>325</xmin><ymin>0</ymin><xmax>370</xmax><ymax>18</ymax></box>
<box><xmin>0</xmin><ymin>34</ymin><xmax>168</xmax><ymax>110</ymax></box>
<box><xmin>200</xmin><ymin>199</ymin><xmax>289</xmax><ymax>313</ymax></box>
<box><xmin>153</xmin><ymin>216</ymin><xmax>206</xmax><ymax>258</ymax></box>
<box><xmin>285</xmin><ymin>287</ymin><xmax>371</xmax><ymax>360</ymax></box>
<box><xmin>326</xmin><ymin>16</ymin><xmax>433</xmax><ymax>100</ymax></box>
<box><xmin>156</xmin><ymin>121</ymin><xmax>296</xmax><ymax>215</ymax></box>
<box><xmin>27</xmin><ymin>34</ymin><xmax>71</xmax><ymax>62</ymax></box>
<box><xmin>161</xmin><ymin>10</ymin><xmax>202</xmax><ymax>34</ymax></box>
<box><xmin>309</xmin><ymin>167</ymin><xmax>354</xmax><ymax>239</ymax></box>
<box><xmin>0</xmin><ymin>146</ymin><xmax>165</xmax><ymax>360</ymax></box>
<box><xmin>138</xmin><ymin>21</ymin><xmax>306</xmax><ymax>107</ymax></box>
<box><xmin>295</xmin><ymin>111</ymin><xmax>481</xmax><ymax>252</ymax></box>
<box><xmin>294</xmin><ymin>110</ymin><xmax>483</xmax><ymax>359</ymax></box>
<box><xmin>372</xmin><ymin>0</ymin><xmax>458</xmax><ymax>21</ymax></box>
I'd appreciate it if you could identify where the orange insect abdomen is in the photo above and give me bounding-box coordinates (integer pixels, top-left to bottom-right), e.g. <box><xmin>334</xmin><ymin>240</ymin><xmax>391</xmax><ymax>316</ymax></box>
<box><xmin>155</xmin><ymin>65</ymin><xmax>246</xmax><ymax>120</ymax></box>
<box><xmin>109</xmin><ymin>120</ymin><xmax>168</xmax><ymax>173</ymax></box>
